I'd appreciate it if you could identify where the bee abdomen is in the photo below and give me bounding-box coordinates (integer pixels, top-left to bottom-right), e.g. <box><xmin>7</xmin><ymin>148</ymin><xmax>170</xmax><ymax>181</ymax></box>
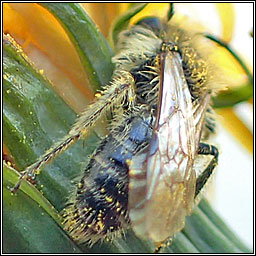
<box><xmin>63</xmin><ymin>114</ymin><xmax>154</xmax><ymax>245</ymax></box>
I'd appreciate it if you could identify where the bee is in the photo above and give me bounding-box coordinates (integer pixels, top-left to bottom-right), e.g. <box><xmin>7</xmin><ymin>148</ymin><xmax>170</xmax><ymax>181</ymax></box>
<box><xmin>12</xmin><ymin>15</ymin><xmax>219</xmax><ymax>251</ymax></box>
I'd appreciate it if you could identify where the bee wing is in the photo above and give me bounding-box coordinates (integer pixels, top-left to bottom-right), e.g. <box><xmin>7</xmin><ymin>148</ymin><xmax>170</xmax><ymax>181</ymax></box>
<box><xmin>129</xmin><ymin>51</ymin><xmax>208</xmax><ymax>242</ymax></box>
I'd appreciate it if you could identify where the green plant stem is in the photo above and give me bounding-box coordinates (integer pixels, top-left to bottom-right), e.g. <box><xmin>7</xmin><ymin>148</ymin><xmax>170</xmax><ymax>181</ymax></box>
<box><xmin>167</xmin><ymin>3</ymin><xmax>174</xmax><ymax>21</ymax></box>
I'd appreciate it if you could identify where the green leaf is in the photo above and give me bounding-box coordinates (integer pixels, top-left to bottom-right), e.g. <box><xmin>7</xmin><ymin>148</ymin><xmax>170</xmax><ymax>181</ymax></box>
<box><xmin>206</xmin><ymin>33</ymin><xmax>253</xmax><ymax>108</ymax></box>
<box><xmin>3</xmin><ymin>34</ymin><xmax>100</xmax><ymax>211</ymax></box>
<box><xmin>3</xmin><ymin>164</ymin><xmax>83</xmax><ymax>254</ymax></box>
<box><xmin>3</xmin><ymin>162</ymin><xmax>61</xmax><ymax>225</ymax></box>
<box><xmin>110</xmin><ymin>3</ymin><xmax>148</xmax><ymax>47</ymax></box>
<box><xmin>212</xmin><ymin>82</ymin><xmax>253</xmax><ymax>108</ymax></box>
<box><xmin>40</xmin><ymin>3</ymin><xmax>114</xmax><ymax>91</ymax></box>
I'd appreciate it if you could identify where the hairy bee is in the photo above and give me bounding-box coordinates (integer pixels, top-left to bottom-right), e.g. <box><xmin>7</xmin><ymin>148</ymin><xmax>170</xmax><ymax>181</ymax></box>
<box><xmin>12</xmin><ymin>16</ymin><xmax>219</xmax><ymax>249</ymax></box>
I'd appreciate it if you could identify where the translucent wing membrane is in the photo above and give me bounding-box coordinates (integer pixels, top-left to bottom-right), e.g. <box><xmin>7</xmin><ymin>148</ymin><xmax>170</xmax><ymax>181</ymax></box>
<box><xmin>128</xmin><ymin>51</ymin><xmax>209</xmax><ymax>243</ymax></box>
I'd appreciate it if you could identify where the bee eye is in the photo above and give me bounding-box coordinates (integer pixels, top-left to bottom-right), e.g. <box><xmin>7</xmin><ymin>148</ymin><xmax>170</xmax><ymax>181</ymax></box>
<box><xmin>135</xmin><ymin>17</ymin><xmax>163</xmax><ymax>34</ymax></box>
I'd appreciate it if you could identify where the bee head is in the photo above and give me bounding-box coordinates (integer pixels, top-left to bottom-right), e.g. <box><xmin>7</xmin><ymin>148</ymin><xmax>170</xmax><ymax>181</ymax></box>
<box><xmin>135</xmin><ymin>17</ymin><xmax>167</xmax><ymax>36</ymax></box>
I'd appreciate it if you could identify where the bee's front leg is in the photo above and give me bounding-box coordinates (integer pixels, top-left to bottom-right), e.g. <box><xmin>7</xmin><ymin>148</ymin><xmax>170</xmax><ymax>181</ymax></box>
<box><xmin>11</xmin><ymin>70</ymin><xmax>136</xmax><ymax>192</ymax></box>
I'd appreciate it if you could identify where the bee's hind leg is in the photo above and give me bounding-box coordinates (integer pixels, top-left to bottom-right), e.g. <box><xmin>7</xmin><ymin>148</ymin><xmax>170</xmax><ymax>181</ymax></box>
<box><xmin>154</xmin><ymin>238</ymin><xmax>172</xmax><ymax>253</ymax></box>
<box><xmin>11</xmin><ymin>71</ymin><xmax>136</xmax><ymax>192</ymax></box>
<box><xmin>195</xmin><ymin>142</ymin><xmax>219</xmax><ymax>199</ymax></box>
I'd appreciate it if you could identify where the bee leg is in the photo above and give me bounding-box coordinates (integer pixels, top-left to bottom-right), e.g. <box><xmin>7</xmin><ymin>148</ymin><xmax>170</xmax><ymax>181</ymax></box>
<box><xmin>195</xmin><ymin>142</ymin><xmax>219</xmax><ymax>198</ymax></box>
<box><xmin>11</xmin><ymin>71</ymin><xmax>136</xmax><ymax>193</ymax></box>
<box><xmin>204</xmin><ymin>107</ymin><xmax>216</xmax><ymax>134</ymax></box>
<box><xmin>154</xmin><ymin>238</ymin><xmax>172</xmax><ymax>253</ymax></box>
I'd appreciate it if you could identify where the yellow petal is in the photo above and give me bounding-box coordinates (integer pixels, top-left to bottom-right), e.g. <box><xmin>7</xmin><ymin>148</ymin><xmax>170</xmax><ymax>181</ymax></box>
<box><xmin>119</xmin><ymin>3</ymin><xmax>132</xmax><ymax>13</ymax></box>
<box><xmin>216</xmin><ymin>108</ymin><xmax>253</xmax><ymax>154</ymax></box>
<box><xmin>215</xmin><ymin>3</ymin><xmax>235</xmax><ymax>43</ymax></box>
<box><xmin>81</xmin><ymin>3</ymin><xmax>121</xmax><ymax>36</ymax></box>
<box><xmin>130</xmin><ymin>3</ymin><xmax>170</xmax><ymax>25</ymax></box>
<box><xmin>209</xmin><ymin>46</ymin><xmax>249</xmax><ymax>87</ymax></box>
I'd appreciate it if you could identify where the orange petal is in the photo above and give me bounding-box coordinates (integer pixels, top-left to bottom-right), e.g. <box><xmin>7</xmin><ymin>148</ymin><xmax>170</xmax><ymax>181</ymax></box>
<box><xmin>3</xmin><ymin>143</ymin><xmax>16</xmax><ymax>169</ymax></box>
<box><xmin>3</xmin><ymin>3</ymin><xmax>93</xmax><ymax>113</ymax></box>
